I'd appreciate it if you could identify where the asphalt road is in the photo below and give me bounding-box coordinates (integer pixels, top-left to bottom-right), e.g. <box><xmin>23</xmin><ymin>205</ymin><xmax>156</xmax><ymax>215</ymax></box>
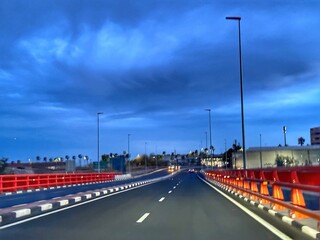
<box><xmin>0</xmin><ymin>171</ymin><xmax>311</xmax><ymax>240</ymax></box>
<box><xmin>0</xmin><ymin>169</ymin><xmax>169</xmax><ymax>208</ymax></box>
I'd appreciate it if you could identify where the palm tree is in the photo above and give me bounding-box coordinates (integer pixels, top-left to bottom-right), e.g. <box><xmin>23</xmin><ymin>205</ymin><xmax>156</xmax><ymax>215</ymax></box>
<box><xmin>43</xmin><ymin>157</ymin><xmax>47</xmax><ymax>162</ymax></box>
<box><xmin>36</xmin><ymin>156</ymin><xmax>41</xmax><ymax>162</ymax></box>
<box><xmin>84</xmin><ymin>155</ymin><xmax>89</xmax><ymax>166</ymax></box>
<box><xmin>298</xmin><ymin>137</ymin><xmax>305</xmax><ymax>146</ymax></box>
<box><xmin>78</xmin><ymin>154</ymin><xmax>83</xmax><ymax>167</ymax></box>
<box><xmin>65</xmin><ymin>155</ymin><xmax>70</xmax><ymax>161</ymax></box>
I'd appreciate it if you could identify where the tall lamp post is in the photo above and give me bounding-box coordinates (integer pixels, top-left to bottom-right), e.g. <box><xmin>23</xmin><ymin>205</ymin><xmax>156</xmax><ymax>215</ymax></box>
<box><xmin>260</xmin><ymin>134</ymin><xmax>262</xmax><ymax>168</ymax></box>
<box><xmin>128</xmin><ymin>134</ymin><xmax>131</xmax><ymax>174</ymax></box>
<box><xmin>283</xmin><ymin>126</ymin><xmax>287</xmax><ymax>146</ymax></box>
<box><xmin>97</xmin><ymin>112</ymin><xmax>103</xmax><ymax>173</ymax></box>
<box><xmin>205</xmin><ymin>109</ymin><xmax>213</xmax><ymax>168</ymax></box>
<box><xmin>145</xmin><ymin>142</ymin><xmax>147</xmax><ymax>172</ymax></box>
<box><xmin>205</xmin><ymin>131</ymin><xmax>208</xmax><ymax>150</ymax></box>
<box><xmin>226</xmin><ymin>16</ymin><xmax>246</xmax><ymax>170</ymax></box>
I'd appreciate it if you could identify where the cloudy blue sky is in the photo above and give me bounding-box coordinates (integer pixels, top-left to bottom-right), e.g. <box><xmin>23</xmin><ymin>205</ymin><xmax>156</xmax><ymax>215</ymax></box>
<box><xmin>1</xmin><ymin>0</ymin><xmax>319</xmax><ymax>162</ymax></box>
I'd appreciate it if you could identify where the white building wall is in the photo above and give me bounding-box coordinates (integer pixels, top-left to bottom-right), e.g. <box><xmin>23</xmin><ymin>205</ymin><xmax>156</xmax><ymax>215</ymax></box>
<box><xmin>246</xmin><ymin>147</ymin><xmax>320</xmax><ymax>169</ymax></box>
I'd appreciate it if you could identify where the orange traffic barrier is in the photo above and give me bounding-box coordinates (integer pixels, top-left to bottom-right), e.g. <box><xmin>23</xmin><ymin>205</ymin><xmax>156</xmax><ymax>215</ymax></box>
<box><xmin>271</xmin><ymin>170</ymin><xmax>286</xmax><ymax>210</ymax></box>
<box><xmin>289</xmin><ymin>171</ymin><xmax>308</xmax><ymax>219</ymax></box>
<box><xmin>248</xmin><ymin>171</ymin><xmax>259</xmax><ymax>201</ymax></box>
<box><xmin>259</xmin><ymin>171</ymin><xmax>270</xmax><ymax>204</ymax></box>
<box><xmin>243</xmin><ymin>178</ymin><xmax>250</xmax><ymax>197</ymax></box>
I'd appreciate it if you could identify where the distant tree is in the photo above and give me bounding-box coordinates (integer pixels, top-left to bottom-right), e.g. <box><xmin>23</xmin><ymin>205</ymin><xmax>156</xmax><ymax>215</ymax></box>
<box><xmin>204</xmin><ymin>148</ymin><xmax>208</xmax><ymax>155</ymax></box>
<box><xmin>65</xmin><ymin>155</ymin><xmax>70</xmax><ymax>161</ymax></box>
<box><xmin>298</xmin><ymin>137</ymin><xmax>305</xmax><ymax>146</ymax></box>
<box><xmin>49</xmin><ymin>158</ymin><xmax>53</xmax><ymax>162</ymax></box>
<box><xmin>162</xmin><ymin>151</ymin><xmax>166</xmax><ymax>155</ymax></box>
<box><xmin>210</xmin><ymin>145</ymin><xmax>215</xmax><ymax>154</ymax></box>
<box><xmin>43</xmin><ymin>157</ymin><xmax>47</xmax><ymax>162</ymax></box>
<box><xmin>232</xmin><ymin>140</ymin><xmax>242</xmax><ymax>169</ymax></box>
<box><xmin>84</xmin><ymin>155</ymin><xmax>89</xmax><ymax>165</ymax></box>
<box><xmin>78</xmin><ymin>154</ymin><xmax>83</xmax><ymax>167</ymax></box>
<box><xmin>0</xmin><ymin>157</ymin><xmax>8</xmax><ymax>173</ymax></box>
<box><xmin>232</xmin><ymin>140</ymin><xmax>241</xmax><ymax>152</ymax></box>
<box><xmin>275</xmin><ymin>154</ymin><xmax>297</xmax><ymax>167</ymax></box>
<box><xmin>72</xmin><ymin>156</ymin><xmax>76</xmax><ymax>161</ymax></box>
<box><xmin>102</xmin><ymin>154</ymin><xmax>110</xmax><ymax>162</ymax></box>
<box><xmin>36</xmin><ymin>156</ymin><xmax>41</xmax><ymax>162</ymax></box>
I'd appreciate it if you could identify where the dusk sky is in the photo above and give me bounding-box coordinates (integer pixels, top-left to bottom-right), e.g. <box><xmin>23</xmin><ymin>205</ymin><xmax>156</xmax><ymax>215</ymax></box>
<box><xmin>1</xmin><ymin>1</ymin><xmax>319</xmax><ymax>162</ymax></box>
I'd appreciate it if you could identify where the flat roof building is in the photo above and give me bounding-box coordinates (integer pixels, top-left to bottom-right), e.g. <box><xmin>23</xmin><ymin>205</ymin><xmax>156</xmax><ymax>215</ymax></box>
<box><xmin>311</xmin><ymin>127</ymin><xmax>320</xmax><ymax>145</ymax></box>
<box><xmin>244</xmin><ymin>145</ymin><xmax>320</xmax><ymax>169</ymax></box>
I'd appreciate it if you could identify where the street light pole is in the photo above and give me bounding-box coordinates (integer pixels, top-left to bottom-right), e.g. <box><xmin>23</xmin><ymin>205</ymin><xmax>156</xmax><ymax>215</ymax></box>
<box><xmin>260</xmin><ymin>134</ymin><xmax>262</xmax><ymax>168</ymax></box>
<box><xmin>205</xmin><ymin>131</ymin><xmax>208</xmax><ymax>150</ymax></box>
<box><xmin>283</xmin><ymin>126</ymin><xmax>287</xmax><ymax>146</ymax></box>
<box><xmin>145</xmin><ymin>142</ymin><xmax>147</xmax><ymax>172</ymax></box>
<box><xmin>226</xmin><ymin>16</ymin><xmax>246</xmax><ymax>170</ymax></box>
<box><xmin>205</xmin><ymin>109</ymin><xmax>213</xmax><ymax>169</ymax></box>
<box><xmin>97</xmin><ymin>112</ymin><xmax>103</xmax><ymax>173</ymax></box>
<box><xmin>128</xmin><ymin>134</ymin><xmax>131</xmax><ymax>175</ymax></box>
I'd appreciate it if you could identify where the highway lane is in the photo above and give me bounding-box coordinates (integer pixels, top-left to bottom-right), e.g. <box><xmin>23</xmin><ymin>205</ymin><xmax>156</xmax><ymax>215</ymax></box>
<box><xmin>0</xmin><ymin>171</ymin><xmax>311</xmax><ymax>240</ymax></box>
<box><xmin>0</xmin><ymin>169</ymin><xmax>169</xmax><ymax>208</ymax></box>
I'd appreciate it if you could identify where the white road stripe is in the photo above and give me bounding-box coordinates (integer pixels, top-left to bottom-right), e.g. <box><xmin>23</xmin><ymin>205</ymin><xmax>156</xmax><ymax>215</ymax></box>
<box><xmin>168</xmin><ymin>190</ymin><xmax>172</xmax><ymax>194</ymax></box>
<box><xmin>173</xmin><ymin>186</ymin><xmax>176</xmax><ymax>189</ymax></box>
<box><xmin>136</xmin><ymin>213</ymin><xmax>150</xmax><ymax>223</ymax></box>
<box><xmin>200</xmin><ymin>178</ymin><xmax>292</xmax><ymax>240</ymax></box>
<box><xmin>159</xmin><ymin>197</ymin><xmax>165</xmax><ymax>202</ymax></box>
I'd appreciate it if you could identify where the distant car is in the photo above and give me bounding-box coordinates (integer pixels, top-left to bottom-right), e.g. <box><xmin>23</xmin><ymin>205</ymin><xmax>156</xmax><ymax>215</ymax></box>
<box><xmin>168</xmin><ymin>166</ymin><xmax>175</xmax><ymax>172</ymax></box>
<box><xmin>188</xmin><ymin>169</ymin><xmax>194</xmax><ymax>173</ymax></box>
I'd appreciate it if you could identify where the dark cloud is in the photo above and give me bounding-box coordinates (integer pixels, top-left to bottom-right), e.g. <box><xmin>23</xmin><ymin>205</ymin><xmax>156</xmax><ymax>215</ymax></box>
<box><xmin>0</xmin><ymin>0</ymin><xmax>319</xmax><ymax>160</ymax></box>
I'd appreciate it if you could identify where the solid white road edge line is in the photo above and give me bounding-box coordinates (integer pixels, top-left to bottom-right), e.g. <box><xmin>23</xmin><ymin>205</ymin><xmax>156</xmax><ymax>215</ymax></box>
<box><xmin>0</xmin><ymin>180</ymin><xmax>159</xmax><ymax>230</ymax></box>
<box><xmin>159</xmin><ymin>197</ymin><xmax>165</xmax><ymax>202</ymax></box>
<box><xmin>136</xmin><ymin>213</ymin><xmax>150</xmax><ymax>223</ymax></box>
<box><xmin>200</xmin><ymin>177</ymin><xmax>292</xmax><ymax>240</ymax></box>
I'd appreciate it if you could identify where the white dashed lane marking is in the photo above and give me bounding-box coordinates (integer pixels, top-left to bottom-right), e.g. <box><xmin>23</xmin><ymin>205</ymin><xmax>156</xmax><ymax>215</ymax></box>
<box><xmin>136</xmin><ymin>213</ymin><xmax>150</xmax><ymax>223</ymax></box>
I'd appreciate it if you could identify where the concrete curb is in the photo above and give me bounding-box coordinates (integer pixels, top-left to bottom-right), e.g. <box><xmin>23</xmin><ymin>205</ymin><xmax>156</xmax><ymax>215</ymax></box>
<box><xmin>203</xmin><ymin>177</ymin><xmax>320</xmax><ymax>240</ymax></box>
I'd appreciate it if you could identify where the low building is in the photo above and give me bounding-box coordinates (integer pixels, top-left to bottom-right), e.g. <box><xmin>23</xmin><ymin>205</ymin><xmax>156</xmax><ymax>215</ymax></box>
<box><xmin>311</xmin><ymin>127</ymin><xmax>320</xmax><ymax>145</ymax></box>
<box><xmin>243</xmin><ymin>145</ymin><xmax>320</xmax><ymax>169</ymax></box>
